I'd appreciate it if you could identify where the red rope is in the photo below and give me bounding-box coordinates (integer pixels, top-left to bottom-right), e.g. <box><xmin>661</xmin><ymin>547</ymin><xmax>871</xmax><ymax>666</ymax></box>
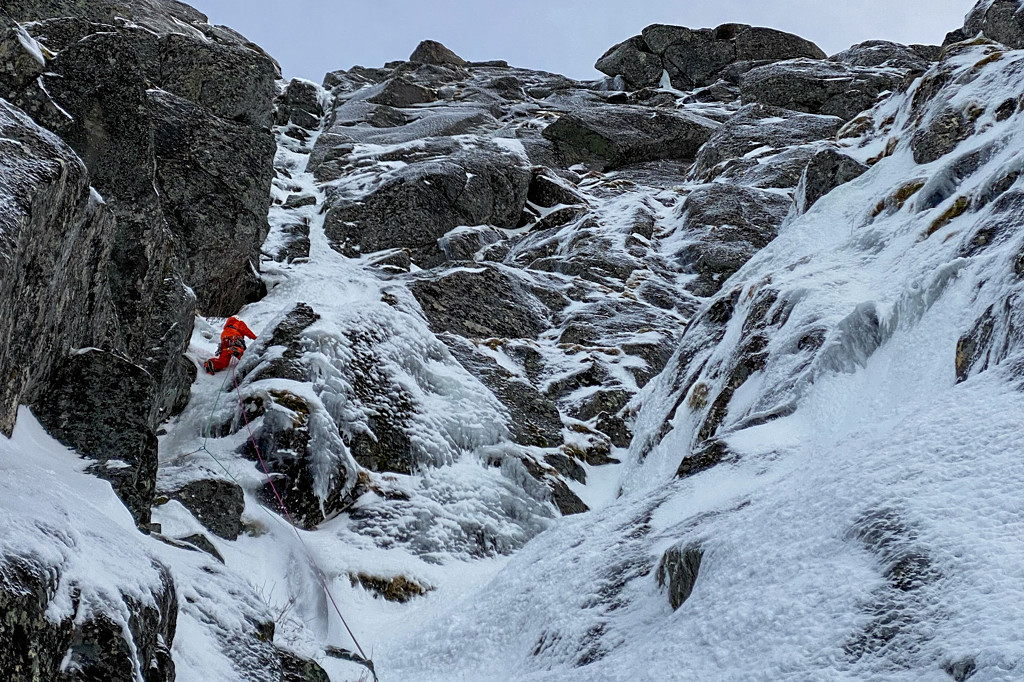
<box><xmin>230</xmin><ymin>364</ymin><xmax>372</xmax><ymax>666</ymax></box>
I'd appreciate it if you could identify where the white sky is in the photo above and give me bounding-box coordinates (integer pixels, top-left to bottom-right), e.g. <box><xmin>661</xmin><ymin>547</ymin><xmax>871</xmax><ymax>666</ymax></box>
<box><xmin>187</xmin><ymin>0</ymin><xmax>977</xmax><ymax>83</ymax></box>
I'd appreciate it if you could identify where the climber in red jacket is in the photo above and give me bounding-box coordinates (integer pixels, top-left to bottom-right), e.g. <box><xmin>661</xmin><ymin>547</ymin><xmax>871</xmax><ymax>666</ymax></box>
<box><xmin>204</xmin><ymin>316</ymin><xmax>257</xmax><ymax>374</ymax></box>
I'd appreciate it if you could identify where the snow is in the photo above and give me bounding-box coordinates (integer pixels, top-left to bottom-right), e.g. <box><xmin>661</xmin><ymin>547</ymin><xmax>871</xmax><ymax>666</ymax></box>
<box><xmin>8</xmin><ymin>38</ymin><xmax>1024</xmax><ymax>682</ymax></box>
<box><xmin>15</xmin><ymin>26</ymin><xmax>46</xmax><ymax>66</ymax></box>
<box><xmin>374</xmin><ymin>44</ymin><xmax>1024</xmax><ymax>681</ymax></box>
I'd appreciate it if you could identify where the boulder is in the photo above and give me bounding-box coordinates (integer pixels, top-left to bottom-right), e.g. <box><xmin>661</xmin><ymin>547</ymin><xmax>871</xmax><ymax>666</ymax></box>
<box><xmin>158</xmin><ymin>32</ymin><xmax>279</xmax><ymax>128</ymax></box>
<box><xmin>674</xmin><ymin>184</ymin><xmax>792</xmax><ymax>296</ymax></box>
<box><xmin>741</xmin><ymin>58</ymin><xmax>904</xmax><ymax>121</ymax></box>
<box><xmin>596</xmin><ymin>22</ymin><xmax>826</xmax><ymax>90</ymax></box>
<box><xmin>234</xmin><ymin>307</ymin><xmax>364</xmax><ymax>520</ymax></box>
<box><xmin>31</xmin><ymin>350</ymin><xmax>158</xmax><ymax>526</ymax></box>
<box><xmin>795</xmin><ymin>147</ymin><xmax>869</xmax><ymax>212</ymax></box>
<box><xmin>276</xmin><ymin>78</ymin><xmax>323</xmax><ymax>128</ymax></box>
<box><xmin>168</xmin><ymin>478</ymin><xmax>245</xmax><ymax>540</ymax></box>
<box><xmin>964</xmin><ymin>0</ymin><xmax>1024</xmax><ymax>49</ymax></box>
<box><xmin>410</xmin><ymin>39</ymin><xmax>467</xmax><ymax>66</ymax></box>
<box><xmin>831</xmin><ymin>40</ymin><xmax>932</xmax><ymax>71</ymax></box>
<box><xmin>549</xmin><ymin>479</ymin><xmax>589</xmax><ymax>516</ymax></box>
<box><xmin>690</xmin><ymin>103</ymin><xmax>843</xmax><ymax>183</ymax></box>
<box><xmin>594</xmin><ymin>36</ymin><xmax>664</xmax><ymax>90</ymax></box>
<box><xmin>410</xmin><ymin>266</ymin><xmax>551</xmax><ymax>339</ymax></box>
<box><xmin>656</xmin><ymin>543</ymin><xmax>703</xmax><ymax>610</ymax></box>
<box><xmin>542</xmin><ymin>106</ymin><xmax>718</xmax><ymax>170</ymax></box>
<box><xmin>367</xmin><ymin>76</ymin><xmax>437</xmax><ymax>107</ymax></box>
<box><xmin>529</xmin><ymin>241</ymin><xmax>639</xmax><ymax>284</ymax></box>
<box><xmin>527</xmin><ymin>169</ymin><xmax>587</xmax><ymax>208</ymax></box>
<box><xmin>324</xmin><ymin>147</ymin><xmax>530</xmax><ymax>265</ymax></box>
<box><xmin>149</xmin><ymin>89</ymin><xmax>275</xmax><ymax>315</ymax></box>
<box><xmin>283</xmin><ymin>193</ymin><xmax>317</xmax><ymax>209</ymax></box>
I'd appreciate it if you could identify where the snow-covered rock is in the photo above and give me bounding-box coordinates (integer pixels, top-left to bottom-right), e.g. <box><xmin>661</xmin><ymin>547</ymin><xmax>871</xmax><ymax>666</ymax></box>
<box><xmin>6</xmin><ymin>1</ymin><xmax>1024</xmax><ymax>680</ymax></box>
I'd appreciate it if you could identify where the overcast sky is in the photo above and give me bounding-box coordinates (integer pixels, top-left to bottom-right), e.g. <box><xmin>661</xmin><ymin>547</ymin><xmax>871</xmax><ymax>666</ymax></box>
<box><xmin>186</xmin><ymin>0</ymin><xmax>976</xmax><ymax>84</ymax></box>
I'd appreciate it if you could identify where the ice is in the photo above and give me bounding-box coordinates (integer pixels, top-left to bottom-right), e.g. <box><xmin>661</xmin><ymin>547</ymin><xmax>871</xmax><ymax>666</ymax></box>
<box><xmin>9</xmin><ymin>36</ymin><xmax>1024</xmax><ymax>682</ymax></box>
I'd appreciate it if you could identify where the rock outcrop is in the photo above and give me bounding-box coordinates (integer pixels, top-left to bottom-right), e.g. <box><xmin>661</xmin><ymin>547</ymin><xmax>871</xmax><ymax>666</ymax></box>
<box><xmin>541</xmin><ymin>107</ymin><xmax>718</xmax><ymax>170</ymax></box>
<box><xmin>31</xmin><ymin>350</ymin><xmax>159</xmax><ymax>527</ymax></box>
<box><xmin>963</xmin><ymin>0</ymin><xmax>1024</xmax><ymax>48</ymax></box>
<box><xmin>596</xmin><ymin>23</ymin><xmax>826</xmax><ymax>90</ymax></box>
<box><xmin>0</xmin><ymin>0</ymin><xmax>278</xmax><ymax>524</ymax></box>
<box><xmin>323</xmin><ymin>145</ymin><xmax>530</xmax><ymax>266</ymax></box>
<box><xmin>740</xmin><ymin>58</ymin><xmax>904</xmax><ymax>120</ymax></box>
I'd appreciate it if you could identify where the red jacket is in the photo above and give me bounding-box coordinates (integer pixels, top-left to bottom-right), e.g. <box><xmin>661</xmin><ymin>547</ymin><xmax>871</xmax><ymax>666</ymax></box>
<box><xmin>222</xmin><ymin>316</ymin><xmax>256</xmax><ymax>343</ymax></box>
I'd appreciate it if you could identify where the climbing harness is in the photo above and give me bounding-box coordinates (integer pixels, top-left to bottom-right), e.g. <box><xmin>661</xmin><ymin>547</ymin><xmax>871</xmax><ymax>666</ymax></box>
<box><xmin>175</xmin><ymin>357</ymin><xmax>377</xmax><ymax>680</ymax></box>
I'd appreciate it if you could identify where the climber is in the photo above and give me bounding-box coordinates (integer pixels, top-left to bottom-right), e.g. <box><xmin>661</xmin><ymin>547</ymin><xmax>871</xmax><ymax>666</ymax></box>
<box><xmin>203</xmin><ymin>316</ymin><xmax>257</xmax><ymax>374</ymax></box>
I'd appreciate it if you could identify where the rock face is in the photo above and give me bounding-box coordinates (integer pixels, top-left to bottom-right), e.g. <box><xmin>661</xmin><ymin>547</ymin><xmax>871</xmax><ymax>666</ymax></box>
<box><xmin>541</xmin><ymin>107</ymin><xmax>718</xmax><ymax>170</ymax></box>
<box><xmin>0</xmin><ymin>554</ymin><xmax>177</xmax><ymax>682</ymax></box>
<box><xmin>158</xmin><ymin>32</ymin><xmax>278</xmax><ymax>128</ymax></box>
<box><xmin>0</xmin><ymin>0</ymin><xmax>278</xmax><ymax>523</ymax></box>
<box><xmin>690</xmin><ymin>103</ymin><xmax>843</xmax><ymax>185</ymax></box>
<box><xmin>740</xmin><ymin>58</ymin><xmax>904</xmax><ymax>120</ymax></box>
<box><xmin>149</xmin><ymin>89</ymin><xmax>275</xmax><ymax>313</ymax></box>
<box><xmin>674</xmin><ymin>183</ymin><xmax>792</xmax><ymax>295</ymax></box>
<box><xmin>0</xmin><ymin>6</ymin><xmax>306</xmax><ymax>676</ymax></box>
<box><xmin>964</xmin><ymin>0</ymin><xmax>1024</xmax><ymax>48</ymax></box>
<box><xmin>31</xmin><ymin>350</ymin><xmax>158</xmax><ymax>527</ymax></box>
<box><xmin>410</xmin><ymin>267</ymin><xmax>552</xmax><ymax>339</ymax></box>
<box><xmin>794</xmin><ymin>147</ymin><xmax>869</xmax><ymax>212</ymax></box>
<box><xmin>0</xmin><ymin>100</ymin><xmax>117</xmax><ymax>436</ymax></box>
<box><xmin>596</xmin><ymin>23</ymin><xmax>826</xmax><ymax>90</ymax></box>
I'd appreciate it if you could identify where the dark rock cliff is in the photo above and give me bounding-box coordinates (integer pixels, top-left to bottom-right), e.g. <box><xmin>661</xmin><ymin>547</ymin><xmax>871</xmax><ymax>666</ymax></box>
<box><xmin>0</xmin><ymin>0</ymin><xmax>278</xmax><ymax>518</ymax></box>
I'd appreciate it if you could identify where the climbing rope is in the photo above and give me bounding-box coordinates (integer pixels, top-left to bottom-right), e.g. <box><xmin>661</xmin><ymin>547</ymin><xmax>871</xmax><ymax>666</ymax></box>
<box><xmin>171</xmin><ymin>368</ymin><xmax>233</xmax><ymax>465</ymax></box>
<box><xmin>229</xmin><ymin>364</ymin><xmax>377</xmax><ymax>680</ymax></box>
<box><xmin>175</xmin><ymin>359</ymin><xmax>376</xmax><ymax>679</ymax></box>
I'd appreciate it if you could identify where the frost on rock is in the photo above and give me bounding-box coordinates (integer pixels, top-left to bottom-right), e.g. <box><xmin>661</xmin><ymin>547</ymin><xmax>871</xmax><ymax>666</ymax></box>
<box><xmin>9</xmin><ymin>4</ymin><xmax>1024</xmax><ymax>682</ymax></box>
<box><xmin>384</xmin><ymin>30</ymin><xmax>1024</xmax><ymax>682</ymax></box>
